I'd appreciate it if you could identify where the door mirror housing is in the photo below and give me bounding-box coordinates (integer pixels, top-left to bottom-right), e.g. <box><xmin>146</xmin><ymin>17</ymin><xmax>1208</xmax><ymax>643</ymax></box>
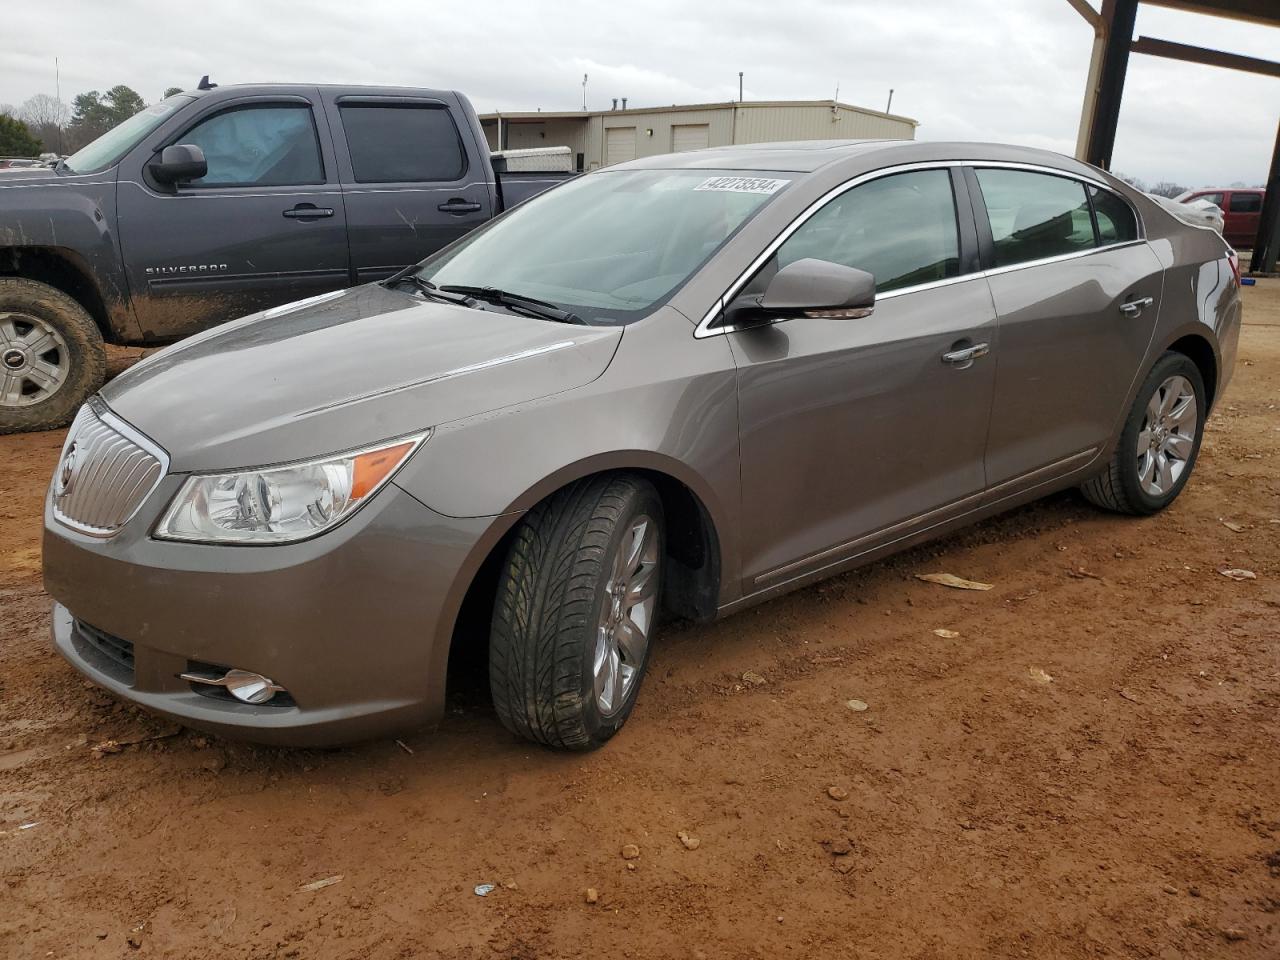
<box><xmin>149</xmin><ymin>144</ymin><xmax>207</xmax><ymax>185</ymax></box>
<box><xmin>726</xmin><ymin>258</ymin><xmax>876</xmax><ymax>326</ymax></box>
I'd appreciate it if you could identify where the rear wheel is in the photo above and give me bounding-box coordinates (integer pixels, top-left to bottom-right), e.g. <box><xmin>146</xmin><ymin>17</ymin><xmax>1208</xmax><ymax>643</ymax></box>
<box><xmin>1081</xmin><ymin>351</ymin><xmax>1205</xmax><ymax>515</ymax></box>
<box><xmin>489</xmin><ymin>475</ymin><xmax>664</xmax><ymax>750</ymax></box>
<box><xmin>0</xmin><ymin>278</ymin><xmax>105</xmax><ymax>434</ymax></box>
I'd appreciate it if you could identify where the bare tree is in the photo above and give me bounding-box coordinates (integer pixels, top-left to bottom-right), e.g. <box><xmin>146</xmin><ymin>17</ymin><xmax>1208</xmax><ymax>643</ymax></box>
<box><xmin>1148</xmin><ymin>181</ymin><xmax>1188</xmax><ymax>199</ymax></box>
<box><xmin>19</xmin><ymin>93</ymin><xmax>70</xmax><ymax>153</ymax></box>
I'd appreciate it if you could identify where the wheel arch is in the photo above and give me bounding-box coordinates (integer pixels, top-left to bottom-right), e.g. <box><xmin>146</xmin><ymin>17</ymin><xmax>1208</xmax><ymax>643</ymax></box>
<box><xmin>0</xmin><ymin>246</ymin><xmax>114</xmax><ymax>339</ymax></box>
<box><xmin>439</xmin><ymin>459</ymin><xmax>727</xmax><ymax>708</ymax></box>
<box><xmin>1163</xmin><ymin>331</ymin><xmax>1218</xmax><ymax>411</ymax></box>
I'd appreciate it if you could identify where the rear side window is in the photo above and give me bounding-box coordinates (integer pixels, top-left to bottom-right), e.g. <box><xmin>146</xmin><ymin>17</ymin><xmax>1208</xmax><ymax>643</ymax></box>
<box><xmin>773</xmin><ymin>169</ymin><xmax>960</xmax><ymax>292</ymax></box>
<box><xmin>1090</xmin><ymin>186</ymin><xmax>1138</xmax><ymax>244</ymax></box>
<box><xmin>339</xmin><ymin>105</ymin><xmax>466</xmax><ymax>183</ymax></box>
<box><xmin>179</xmin><ymin>104</ymin><xmax>324</xmax><ymax>187</ymax></box>
<box><xmin>1229</xmin><ymin>192</ymin><xmax>1262</xmax><ymax>213</ymax></box>
<box><xmin>976</xmin><ymin>169</ymin><xmax>1095</xmax><ymax>267</ymax></box>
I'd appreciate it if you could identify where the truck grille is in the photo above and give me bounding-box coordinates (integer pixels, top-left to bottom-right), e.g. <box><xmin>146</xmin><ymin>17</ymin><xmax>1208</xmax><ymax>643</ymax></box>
<box><xmin>51</xmin><ymin>403</ymin><xmax>166</xmax><ymax>537</ymax></box>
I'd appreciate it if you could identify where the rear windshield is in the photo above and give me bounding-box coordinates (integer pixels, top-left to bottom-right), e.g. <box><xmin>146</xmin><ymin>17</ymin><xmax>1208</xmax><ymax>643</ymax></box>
<box><xmin>413</xmin><ymin>169</ymin><xmax>792</xmax><ymax>324</ymax></box>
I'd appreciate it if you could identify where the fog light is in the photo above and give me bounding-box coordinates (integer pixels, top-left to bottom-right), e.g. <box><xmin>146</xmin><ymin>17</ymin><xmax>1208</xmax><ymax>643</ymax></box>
<box><xmin>180</xmin><ymin>667</ymin><xmax>286</xmax><ymax>704</ymax></box>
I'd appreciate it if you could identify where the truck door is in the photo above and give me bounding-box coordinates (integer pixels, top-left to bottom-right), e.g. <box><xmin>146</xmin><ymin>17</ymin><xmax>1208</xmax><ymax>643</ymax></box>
<box><xmin>116</xmin><ymin>92</ymin><xmax>350</xmax><ymax>340</ymax></box>
<box><xmin>321</xmin><ymin>93</ymin><xmax>495</xmax><ymax>283</ymax></box>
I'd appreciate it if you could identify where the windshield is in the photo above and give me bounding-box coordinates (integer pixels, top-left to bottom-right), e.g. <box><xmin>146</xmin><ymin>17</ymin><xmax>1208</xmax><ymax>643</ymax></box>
<box><xmin>62</xmin><ymin>96</ymin><xmax>194</xmax><ymax>174</ymax></box>
<box><xmin>413</xmin><ymin>169</ymin><xmax>792</xmax><ymax>324</ymax></box>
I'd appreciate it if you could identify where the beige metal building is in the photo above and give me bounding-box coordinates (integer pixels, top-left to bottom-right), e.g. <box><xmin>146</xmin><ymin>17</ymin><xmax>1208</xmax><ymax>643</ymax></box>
<box><xmin>478</xmin><ymin>100</ymin><xmax>918</xmax><ymax>172</ymax></box>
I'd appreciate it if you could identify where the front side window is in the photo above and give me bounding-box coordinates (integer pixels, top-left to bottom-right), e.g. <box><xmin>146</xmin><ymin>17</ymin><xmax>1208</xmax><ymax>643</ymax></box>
<box><xmin>1090</xmin><ymin>186</ymin><xmax>1138</xmax><ymax>243</ymax></box>
<box><xmin>179</xmin><ymin>104</ymin><xmax>323</xmax><ymax>187</ymax></box>
<box><xmin>773</xmin><ymin>169</ymin><xmax>960</xmax><ymax>292</ymax></box>
<box><xmin>1229</xmin><ymin>192</ymin><xmax>1262</xmax><ymax>214</ymax></box>
<box><xmin>976</xmin><ymin>169</ymin><xmax>1095</xmax><ymax>267</ymax></box>
<box><xmin>339</xmin><ymin>105</ymin><xmax>466</xmax><ymax>183</ymax></box>
<box><xmin>414</xmin><ymin>169</ymin><xmax>789</xmax><ymax>324</ymax></box>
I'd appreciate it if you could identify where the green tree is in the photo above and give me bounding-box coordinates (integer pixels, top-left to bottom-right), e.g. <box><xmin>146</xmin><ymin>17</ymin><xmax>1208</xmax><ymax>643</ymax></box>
<box><xmin>0</xmin><ymin>113</ymin><xmax>42</xmax><ymax>157</ymax></box>
<box><xmin>163</xmin><ymin>87</ymin><xmax>183</xmax><ymax>99</ymax></box>
<box><xmin>67</xmin><ymin>85</ymin><xmax>147</xmax><ymax>150</ymax></box>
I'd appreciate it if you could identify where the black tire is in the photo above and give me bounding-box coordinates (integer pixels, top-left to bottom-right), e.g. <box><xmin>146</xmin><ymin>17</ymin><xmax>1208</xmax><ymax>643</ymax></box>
<box><xmin>1081</xmin><ymin>351</ymin><xmax>1206</xmax><ymax>515</ymax></box>
<box><xmin>0</xmin><ymin>278</ymin><xmax>105</xmax><ymax>434</ymax></box>
<box><xmin>489</xmin><ymin>474</ymin><xmax>664</xmax><ymax>750</ymax></box>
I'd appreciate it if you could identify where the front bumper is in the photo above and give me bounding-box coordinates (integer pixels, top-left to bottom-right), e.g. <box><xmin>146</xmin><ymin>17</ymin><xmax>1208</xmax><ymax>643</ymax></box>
<box><xmin>44</xmin><ymin>479</ymin><xmax>495</xmax><ymax>747</ymax></box>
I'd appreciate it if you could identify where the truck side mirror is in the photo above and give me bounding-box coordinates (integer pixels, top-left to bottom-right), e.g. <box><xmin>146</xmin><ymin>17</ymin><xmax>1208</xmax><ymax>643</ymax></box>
<box><xmin>149</xmin><ymin>144</ymin><xmax>207</xmax><ymax>185</ymax></box>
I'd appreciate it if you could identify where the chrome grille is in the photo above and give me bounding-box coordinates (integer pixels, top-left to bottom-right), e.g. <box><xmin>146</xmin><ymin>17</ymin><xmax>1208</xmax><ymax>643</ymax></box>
<box><xmin>51</xmin><ymin>403</ymin><xmax>167</xmax><ymax>537</ymax></box>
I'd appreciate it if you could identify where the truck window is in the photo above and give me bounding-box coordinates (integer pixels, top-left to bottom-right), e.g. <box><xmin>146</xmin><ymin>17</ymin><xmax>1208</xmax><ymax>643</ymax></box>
<box><xmin>179</xmin><ymin>104</ymin><xmax>324</xmax><ymax>187</ymax></box>
<box><xmin>1228</xmin><ymin>192</ymin><xmax>1262</xmax><ymax>214</ymax></box>
<box><xmin>338</xmin><ymin>105</ymin><xmax>466</xmax><ymax>183</ymax></box>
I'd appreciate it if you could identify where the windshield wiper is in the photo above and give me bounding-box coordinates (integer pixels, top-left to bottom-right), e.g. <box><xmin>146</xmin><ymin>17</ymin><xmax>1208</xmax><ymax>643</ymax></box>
<box><xmin>438</xmin><ymin>285</ymin><xmax>585</xmax><ymax>325</ymax></box>
<box><xmin>387</xmin><ymin>274</ymin><xmax>476</xmax><ymax>305</ymax></box>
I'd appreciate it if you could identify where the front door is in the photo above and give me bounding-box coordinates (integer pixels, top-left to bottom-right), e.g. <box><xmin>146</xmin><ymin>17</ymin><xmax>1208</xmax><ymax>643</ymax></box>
<box><xmin>969</xmin><ymin>167</ymin><xmax>1163</xmax><ymax>487</ymax></box>
<box><xmin>728</xmin><ymin>168</ymin><xmax>997</xmax><ymax>589</ymax></box>
<box><xmin>322</xmin><ymin>95</ymin><xmax>495</xmax><ymax>284</ymax></box>
<box><xmin>117</xmin><ymin>94</ymin><xmax>350</xmax><ymax>340</ymax></box>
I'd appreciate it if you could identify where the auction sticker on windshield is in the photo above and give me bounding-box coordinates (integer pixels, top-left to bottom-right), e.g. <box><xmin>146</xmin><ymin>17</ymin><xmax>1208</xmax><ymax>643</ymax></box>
<box><xmin>694</xmin><ymin>176</ymin><xmax>790</xmax><ymax>194</ymax></box>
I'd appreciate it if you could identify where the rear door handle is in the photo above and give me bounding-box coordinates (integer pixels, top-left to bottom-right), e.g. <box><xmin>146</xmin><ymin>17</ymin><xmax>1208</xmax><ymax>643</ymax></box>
<box><xmin>941</xmin><ymin>342</ymin><xmax>990</xmax><ymax>366</ymax></box>
<box><xmin>437</xmin><ymin>198</ymin><xmax>482</xmax><ymax>214</ymax></box>
<box><xmin>1119</xmin><ymin>296</ymin><xmax>1154</xmax><ymax>317</ymax></box>
<box><xmin>283</xmin><ymin>203</ymin><xmax>334</xmax><ymax>220</ymax></box>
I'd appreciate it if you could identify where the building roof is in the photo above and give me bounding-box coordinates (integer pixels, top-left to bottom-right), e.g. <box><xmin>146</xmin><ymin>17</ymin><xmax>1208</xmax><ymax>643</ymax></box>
<box><xmin>479</xmin><ymin>99</ymin><xmax>918</xmax><ymax>127</ymax></box>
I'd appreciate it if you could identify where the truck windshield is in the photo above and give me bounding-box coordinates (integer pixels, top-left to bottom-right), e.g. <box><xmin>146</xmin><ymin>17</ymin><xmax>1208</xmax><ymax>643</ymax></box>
<box><xmin>413</xmin><ymin>169</ymin><xmax>792</xmax><ymax>324</ymax></box>
<box><xmin>62</xmin><ymin>96</ymin><xmax>194</xmax><ymax>174</ymax></box>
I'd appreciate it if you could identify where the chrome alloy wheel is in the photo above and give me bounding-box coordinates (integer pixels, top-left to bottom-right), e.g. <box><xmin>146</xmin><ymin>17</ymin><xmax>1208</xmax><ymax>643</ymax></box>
<box><xmin>1137</xmin><ymin>374</ymin><xmax>1197</xmax><ymax>498</ymax></box>
<box><xmin>593</xmin><ymin>514</ymin><xmax>660</xmax><ymax>716</ymax></box>
<box><xmin>0</xmin><ymin>312</ymin><xmax>69</xmax><ymax>408</ymax></box>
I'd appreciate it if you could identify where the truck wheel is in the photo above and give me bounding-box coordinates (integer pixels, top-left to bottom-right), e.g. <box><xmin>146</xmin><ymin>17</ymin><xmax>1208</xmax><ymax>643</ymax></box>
<box><xmin>0</xmin><ymin>278</ymin><xmax>105</xmax><ymax>434</ymax></box>
<box><xmin>489</xmin><ymin>474</ymin><xmax>664</xmax><ymax>750</ymax></box>
<box><xmin>1080</xmin><ymin>351</ymin><xmax>1205</xmax><ymax>515</ymax></box>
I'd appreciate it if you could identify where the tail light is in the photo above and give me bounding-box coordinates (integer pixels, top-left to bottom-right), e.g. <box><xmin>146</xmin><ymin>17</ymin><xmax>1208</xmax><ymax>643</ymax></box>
<box><xmin>1227</xmin><ymin>250</ymin><xmax>1241</xmax><ymax>287</ymax></box>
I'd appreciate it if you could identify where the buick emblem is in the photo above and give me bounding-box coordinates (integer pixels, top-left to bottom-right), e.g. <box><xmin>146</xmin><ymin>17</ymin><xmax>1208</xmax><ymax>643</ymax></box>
<box><xmin>55</xmin><ymin>443</ymin><xmax>78</xmax><ymax>497</ymax></box>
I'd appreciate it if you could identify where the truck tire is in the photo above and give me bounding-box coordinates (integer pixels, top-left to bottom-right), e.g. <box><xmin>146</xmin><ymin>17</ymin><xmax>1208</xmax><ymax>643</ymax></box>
<box><xmin>1080</xmin><ymin>351</ymin><xmax>1206</xmax><ymax>515</ymax></box>
<box><xmin>0</xmin><ymin>278</ymin><xmax>105</xmax><ymax>434</ymax></box>
<box><xmin>489</xmin><ymin>474</ymin><xmax>664</xmax><ymax>750</ymax></box>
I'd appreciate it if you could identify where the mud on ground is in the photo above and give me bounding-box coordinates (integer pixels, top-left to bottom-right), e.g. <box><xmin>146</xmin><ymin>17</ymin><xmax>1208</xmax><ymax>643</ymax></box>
<box><xmin>2</xmin><ymin>284</ymin><xmax>1278</xmax><ymax>959</ymax></box>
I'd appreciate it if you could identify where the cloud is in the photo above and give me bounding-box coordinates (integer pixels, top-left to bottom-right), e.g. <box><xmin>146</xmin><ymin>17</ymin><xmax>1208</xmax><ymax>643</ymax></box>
<box><xmin>0</xmin><ymin>0</ymin><xmax>1274</xmax><ymax>185</ymax></box>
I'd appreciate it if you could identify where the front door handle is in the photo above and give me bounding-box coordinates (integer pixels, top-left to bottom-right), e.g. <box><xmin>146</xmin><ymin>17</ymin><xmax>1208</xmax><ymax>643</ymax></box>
<box><xmin>283</xmin><ymin>203</ymin><xmax>334</xmax><ymax>220</ymax></box>
<box><xmin>941</xmin><ymin>342</ymin><xmax>990</xmax><ymax>367</ymax></box>
<box><xmin>1119</xmin><ymin>296</ymin><xmax>1154</xmax><ymax>317</ymax></box>
<box><xmin>437</xmin><ymin>198</ymin><xmax>482</xmax><ymax>214</ymax></box>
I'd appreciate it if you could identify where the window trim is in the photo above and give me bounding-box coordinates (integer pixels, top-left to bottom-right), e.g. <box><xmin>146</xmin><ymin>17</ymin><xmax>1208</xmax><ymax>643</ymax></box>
<box><xmin>164</xmin><ymin>99</ymin><xmax>327</xmax><ymax>190</ymax></box>
<box><xmin>694</xmin><ymin>160</ymin><xmax>1146</xmax><ymax>340</ymax></box>
<box><xmin>337</xmin><ymin>101</ymin><xmax>470</xmax><ymax>185</ymax></box>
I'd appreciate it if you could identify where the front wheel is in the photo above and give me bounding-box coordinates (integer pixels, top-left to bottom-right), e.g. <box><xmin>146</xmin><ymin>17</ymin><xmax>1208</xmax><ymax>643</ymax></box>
<box><xmin>489</xmin><ymin>474</ymin><xmax>664</xmax><ymax>750</ymax></box>
<box><xmin>0</xmin><ymin>278</ymin><xmax>105</xmax><ymax>434</ymax></box>
<box><xmin>1081</xmin><ymin>351</ymin><xmax>1206</xmax><ymax>515</ymax></box>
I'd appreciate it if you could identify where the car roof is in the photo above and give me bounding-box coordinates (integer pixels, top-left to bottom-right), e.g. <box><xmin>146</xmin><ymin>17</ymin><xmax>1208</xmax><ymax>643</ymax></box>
<box><xmin>619</xmin><ymin>139</ymin><xmax>1110</xmax><ymax>181</ymax></box>
<box><xmin>1185</xmin><ymin>187</ymin><xmax>1262</xmax><ymax>193</ymax></box>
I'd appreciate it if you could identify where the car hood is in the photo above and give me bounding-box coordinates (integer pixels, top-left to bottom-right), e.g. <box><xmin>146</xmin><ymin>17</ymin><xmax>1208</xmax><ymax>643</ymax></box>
<box><xmin>0</xmin><ymin>166</ymin><xmax>58</xmax><ymax>183</ymax></box>
<box><xmin>102</xmin><ymin>284</ymin><xmax>623</xmax><ymax>472</ymax></box>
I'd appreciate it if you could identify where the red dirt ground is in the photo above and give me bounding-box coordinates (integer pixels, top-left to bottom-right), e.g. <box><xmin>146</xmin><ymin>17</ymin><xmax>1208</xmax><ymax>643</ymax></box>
<box><xmin>2</xmin><ymin>285</ymin><xmax>1278</xmax><ymax>959</ymax></box>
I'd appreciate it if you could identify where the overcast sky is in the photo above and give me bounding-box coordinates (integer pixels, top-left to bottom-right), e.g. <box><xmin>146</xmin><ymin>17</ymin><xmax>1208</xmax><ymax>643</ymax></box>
<box><xmin>2</xmin><ymin>0</ymin><xmax>1275</xmax><ymax>187</ymax></box>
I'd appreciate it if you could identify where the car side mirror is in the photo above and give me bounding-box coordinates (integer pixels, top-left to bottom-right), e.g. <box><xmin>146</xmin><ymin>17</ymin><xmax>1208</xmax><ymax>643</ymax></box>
<box><xmin>726</xmin><ymin>258</ymin><xmax>876</xmax><ymax>326</ymax></box>
<box><xmin>149</xmin><ymin>144</ymin><xmax>207</xmax><ymax>185</ymax></box>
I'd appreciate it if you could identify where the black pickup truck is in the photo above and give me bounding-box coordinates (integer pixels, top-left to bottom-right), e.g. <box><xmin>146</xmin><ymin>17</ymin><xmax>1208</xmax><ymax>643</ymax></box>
<box><xmin>0</xmin><ymin>83</ymin><xmax>572</xmax><ymax>432</ymax></box>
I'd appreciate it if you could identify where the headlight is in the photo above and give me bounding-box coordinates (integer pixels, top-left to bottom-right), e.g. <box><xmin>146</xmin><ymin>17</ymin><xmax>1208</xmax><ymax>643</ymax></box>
<box><xmin>154</xmin><ymin>433</ymin><xmax>427</xmax><ymax>544</ymax></box>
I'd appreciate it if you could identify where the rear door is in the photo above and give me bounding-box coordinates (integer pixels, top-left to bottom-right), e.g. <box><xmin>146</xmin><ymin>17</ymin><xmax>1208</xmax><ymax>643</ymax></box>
<box><xmin>117</xmin><ymin>92</ymin><xmax>350</xmax><ymax>339</ymax></box>
<box><xmin>968</xmin><ymin>166</ymin><xmax>1162</xmax><ymax>488</ymax></box>
<box><xmin>727</xmin><ymin>167</ymin><xmax>998</xmax><ymax>588</ymax></box>
<box><xmin>322</xmin><ymin>93</ymin><xmax>495</xmax><ymax>284</ymax></box>
<box><xmin>1225</xmin><ymin>190</ymin><xmax>1263</xmax><ymax>249</ymax></box>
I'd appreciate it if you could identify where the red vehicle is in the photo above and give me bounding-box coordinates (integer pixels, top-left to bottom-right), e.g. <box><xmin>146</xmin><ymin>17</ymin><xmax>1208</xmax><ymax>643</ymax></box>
<box><xmin>1175</xmin><ymin>187</ymin><xmax>1265</xmax><ymax>249</ymax></box>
